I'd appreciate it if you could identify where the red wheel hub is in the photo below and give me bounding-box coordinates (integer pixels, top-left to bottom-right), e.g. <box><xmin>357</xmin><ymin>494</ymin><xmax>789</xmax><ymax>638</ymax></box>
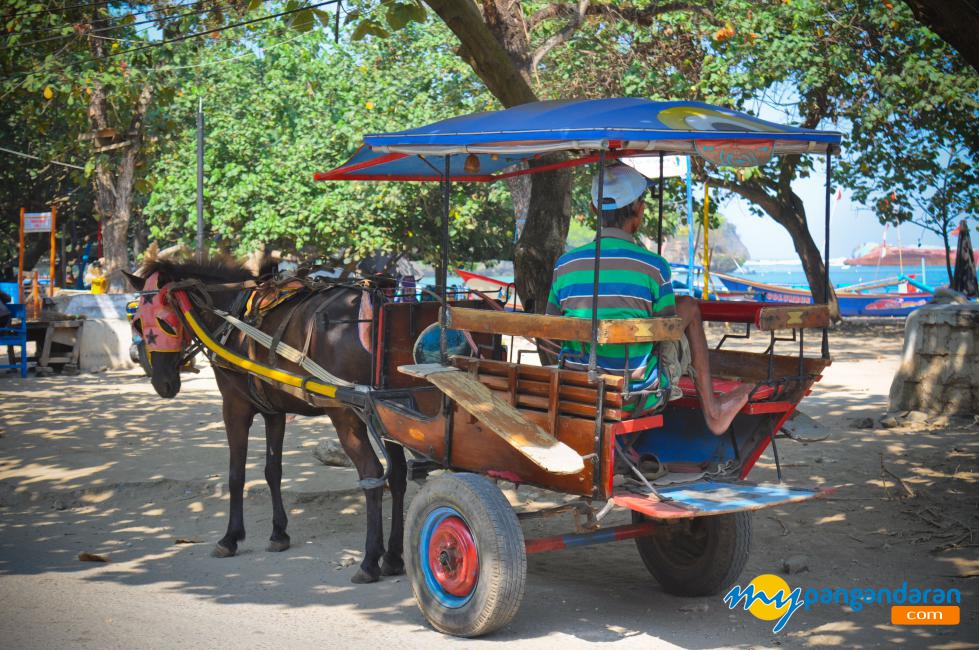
<box><xmin>428</xmin><ymin>515</ymin><xmax>479</xmax><ymax>597</ymax></box>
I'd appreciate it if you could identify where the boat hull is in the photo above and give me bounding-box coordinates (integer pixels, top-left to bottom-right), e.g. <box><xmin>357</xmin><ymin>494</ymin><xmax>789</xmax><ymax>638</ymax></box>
<box><xmin>713</xmin><ymin>272</ymin><xmax>932</xmax><ymax>317</ymax></box>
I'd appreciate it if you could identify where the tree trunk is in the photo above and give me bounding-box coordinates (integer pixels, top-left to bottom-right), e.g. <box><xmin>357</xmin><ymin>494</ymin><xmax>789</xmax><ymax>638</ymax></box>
<box><xmin>902</xmin><ymin>1</ymin><xmax>979</xmax><ymax>73</ymax></box>
<box><xmin>426</xmin><ymin>0</ymin><xmax>575</xmax><ymax>313</ymax></box>
<box><xmin>772</xmin><ymin>201</ymin><xmax>840</xmax><ymax>319</ymax></box>
<box><xmin>942</xmin><ymin>226</ymin><xmax>953</xmax><ymax>284</ymax></box>
<box><xmin>514</xmin><ymin>161</ymin><xmax>572</xmax><ymax>313</ymax></box>
<box><xmin>709</xmin><ymin>174</ymin><xmax>840</xmax><ymax>319</ymax></box>
<box><xmin>100</xmin><ymin>152</ymin><xmax>136</xmax><ymax>291</ymax></box>
<box><xmin>86</xmin><ymin>27</ymin><xmax>153</xmax><ymax>291</ymax></box>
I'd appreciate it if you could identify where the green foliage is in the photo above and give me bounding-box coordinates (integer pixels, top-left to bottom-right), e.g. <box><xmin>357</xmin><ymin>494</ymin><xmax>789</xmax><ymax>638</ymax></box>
<box><xmin>143</xmin><ymin>21</ymin><xmax>512</xmax><ymax>265</ymax></box>
<box><xmin>0</xmin><ymin>1</ymin><xmax>259</xmax><ymax>269</ymax></box>
<box><xmin>540</xmin><ymin>0</ymin><xmax>978</xmax><ymax>238</ymax></box>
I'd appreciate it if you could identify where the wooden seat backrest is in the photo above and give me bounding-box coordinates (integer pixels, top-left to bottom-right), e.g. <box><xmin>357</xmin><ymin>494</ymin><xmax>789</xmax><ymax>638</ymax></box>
<box><xmin>450</xmin><ymin>356</ymin><xmax>630</xmax><ymax>422</ymax></box>
<box><xmin>446</xmin><ymin>307</ymin><xmax>683</xmax><ymax>343</ymax></box>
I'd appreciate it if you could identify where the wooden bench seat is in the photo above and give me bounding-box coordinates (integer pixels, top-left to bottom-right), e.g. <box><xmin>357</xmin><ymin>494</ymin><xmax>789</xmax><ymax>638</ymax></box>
<box><xmin>671</xmin><ymin>376</ymin><xmax>793</xmax><ymax>415</ymax></box>
<box><xmin>677</xmin><ymin>376</ymin><xmax>775</xmax><ymax>400</ymax></box>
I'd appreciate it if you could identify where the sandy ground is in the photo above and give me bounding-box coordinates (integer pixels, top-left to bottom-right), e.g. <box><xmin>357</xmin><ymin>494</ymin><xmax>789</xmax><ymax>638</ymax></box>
<box><xmin>0</xmin><ymin>321</ymin><xmax>976</xmax><ymax>649</ymax></box>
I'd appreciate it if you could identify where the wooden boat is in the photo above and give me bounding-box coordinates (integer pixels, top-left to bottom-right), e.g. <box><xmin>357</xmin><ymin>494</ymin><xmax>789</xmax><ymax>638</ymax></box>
<box><xmin>454</xmin><ymin>268</ymin><xmax>521</xmax><ymax>310</ymax></box>
<box><xmin>712</xmin><ymin>271</ymin><xmax>933</xmax><ymax>317</ymax></box>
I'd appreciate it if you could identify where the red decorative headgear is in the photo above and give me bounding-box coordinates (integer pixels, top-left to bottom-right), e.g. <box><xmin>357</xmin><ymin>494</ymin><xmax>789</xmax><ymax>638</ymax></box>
<box><xmin>135</xmin><ymin>272</ymin><xmax>186</xmax><ymax>353</ymax></box>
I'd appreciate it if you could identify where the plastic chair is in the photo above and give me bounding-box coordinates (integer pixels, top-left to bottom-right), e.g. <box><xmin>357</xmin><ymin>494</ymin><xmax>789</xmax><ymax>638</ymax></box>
<box><xmin>0</xmin><ymin>303</ymin><xmax>28</xmax><ymax>378</ymax></box>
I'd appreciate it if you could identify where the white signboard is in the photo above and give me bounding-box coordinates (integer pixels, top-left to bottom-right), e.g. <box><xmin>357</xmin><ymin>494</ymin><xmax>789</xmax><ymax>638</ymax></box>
<box><xmin>621</xmin><ymin>155</ymin><xmax>689</xmax><ymax>179</ymax></box>
<box><xmin>24</xmin><ymin>211</ymin><xmax>53</xmax><ymax>233</ymax></box>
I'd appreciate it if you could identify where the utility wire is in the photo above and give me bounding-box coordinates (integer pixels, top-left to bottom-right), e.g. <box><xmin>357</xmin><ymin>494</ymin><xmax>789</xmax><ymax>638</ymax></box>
<box><xmin>0</xmin><ymin>145</ymin><xmax>85</xmax><ymax>170</ymax></box>
<box><xmin>0</xmin><ymin>0</ymin><xmax>232</xmax><ymax>52</ymax></box>
<box><xmin>3</xmin><ymin>0</ymin><xmax>125</xmax><ymax>19</ymax></box>
<box><xmin>151</xmin><ymin>30</ymin><xmax>308</xmax><ymax>71</ymax></box>
<box><xmin>3</xmin><ymin>0</ymin><xmax>338</xmax><ymax>81</ymax></box>
<box><xmin>2</xmin><ymin>0</ymin><xmax>216</xmax><ymax>38</ymax></box>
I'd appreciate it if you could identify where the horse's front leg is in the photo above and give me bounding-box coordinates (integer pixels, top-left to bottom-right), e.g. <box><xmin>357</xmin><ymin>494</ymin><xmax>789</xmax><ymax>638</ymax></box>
<box><xmin>214</xmin><ymin>400</ymin><xmax>256</xmax><ymax>557</ymax></box>
<box><xmin>331</xmin><ymin>409</ymin><xmax>385</xmax><ymax>584</ymax></box>
<box><xmin>381</xmin><ymin>441</ymin><xmax>407</xmax><ymax>576</ymax></box>
<box><xmin>263</xmin><ymin>412</ymin><xmax>290</xmax><ymax>552</ymax></box>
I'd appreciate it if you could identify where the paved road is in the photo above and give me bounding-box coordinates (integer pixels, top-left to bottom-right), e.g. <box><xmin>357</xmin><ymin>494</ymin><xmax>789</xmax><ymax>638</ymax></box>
<box><xmin>1</xmin><ymin>323</ymin><xmax>975</xmax><ymax>649</ymax></box>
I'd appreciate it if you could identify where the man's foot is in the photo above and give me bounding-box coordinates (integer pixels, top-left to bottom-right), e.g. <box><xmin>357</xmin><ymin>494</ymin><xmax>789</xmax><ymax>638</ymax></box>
<box><xmin>704</xmin><ymin>384</ymin><xmax>755</xmax><ymax>435</ymax></box>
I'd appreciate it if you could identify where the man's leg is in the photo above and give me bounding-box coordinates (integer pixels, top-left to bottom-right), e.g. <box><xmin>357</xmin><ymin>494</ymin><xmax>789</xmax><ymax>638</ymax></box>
<box><xmin>674</xmin><ymin>296</ymin><xmax>753</xmax><ymax>435</ymax></box>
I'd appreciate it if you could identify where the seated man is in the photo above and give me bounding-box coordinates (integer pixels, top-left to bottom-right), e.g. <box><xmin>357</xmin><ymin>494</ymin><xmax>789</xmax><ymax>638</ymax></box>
<box><xmin>546</xmin><ymin>165</ymin><xmax>751</xmax><ymax>434</ymax></box>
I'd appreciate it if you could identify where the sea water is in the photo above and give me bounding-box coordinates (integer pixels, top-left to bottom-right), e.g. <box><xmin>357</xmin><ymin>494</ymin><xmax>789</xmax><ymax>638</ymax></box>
<box><xmin>439</xmin><ymin>263</ymin><xmax>945</xmax><ymax>292</ymax></box>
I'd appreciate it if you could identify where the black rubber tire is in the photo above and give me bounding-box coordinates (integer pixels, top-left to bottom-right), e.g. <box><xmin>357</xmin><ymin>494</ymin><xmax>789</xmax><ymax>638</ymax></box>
<box><xmin>632</xmin><ymin>511</ymin><xmax>751</xmax><ymax>597</ymax></box>
<box><xmin>405</xmin><ymin>473</ymin><xmax>526</xmax><ymax>637</ymax></box>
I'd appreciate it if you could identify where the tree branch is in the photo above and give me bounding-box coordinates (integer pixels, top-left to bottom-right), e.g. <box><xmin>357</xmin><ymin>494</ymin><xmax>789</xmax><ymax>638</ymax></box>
<box><xmin>583</xmin><ymin>1</ymin><xmax>718</xmax><ymax>26</ymax></box>
<box><xmin>527</xmin><ymin>0</ymin><xmax>720</xmax><ymax>68</ymax></box>
<box><xmin>531</xmin><ymin>0</ymin><xmax>589</xmax><ymax>70</ymax></box>
<box><xmin>707</xmin><ymin>174</ymin><xmax>782</xmax><ymax>218</ymax></box>
<box><xmin>425</xmin><ymin>0</ymin><xmax>537</xmax><ymax>106</ymax></box>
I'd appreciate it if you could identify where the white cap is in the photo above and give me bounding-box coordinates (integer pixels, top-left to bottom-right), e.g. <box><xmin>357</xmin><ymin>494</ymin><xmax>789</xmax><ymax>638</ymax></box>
<box><xmin>591</xmin><ymin>165</ymin><xmax>648</xmax><ymax>210</ymax></box>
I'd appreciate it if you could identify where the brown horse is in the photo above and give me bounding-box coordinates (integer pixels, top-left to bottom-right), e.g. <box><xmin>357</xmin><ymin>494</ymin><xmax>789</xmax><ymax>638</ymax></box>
<box><xmin>125</xmin><ymin>259</ymin><xmax>407</xmax><ymax>584</ymax></box>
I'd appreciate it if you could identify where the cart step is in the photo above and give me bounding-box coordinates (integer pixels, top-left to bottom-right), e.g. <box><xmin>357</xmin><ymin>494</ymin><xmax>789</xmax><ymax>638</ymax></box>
<box><xmin>407</xmin><ymin>458</ymin><xmax>444</xmax><ymax>481</ymax></box>
<box><xmin>614</xmin><ymin>481</ymin><xmax>833</xmax><ymax>519</ymax></box>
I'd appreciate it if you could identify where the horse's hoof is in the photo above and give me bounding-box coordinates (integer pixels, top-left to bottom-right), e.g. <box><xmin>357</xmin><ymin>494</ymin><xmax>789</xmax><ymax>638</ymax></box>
<box><xmin>380</xmin><ymin>557</ymin><xmax>405</xmax><ymax>576</ymax></box>
<box><xmin>350</xmin><ymin>568</ymin><xmax>380</xmax><ymax>584</ymax></box>
<box><xmin>266</xmin><ymin>538</ymin><xmax>290</xmax><ymax>553</ymax></box>
<box><xmin>212</xmin><ymin>543</ymin><xmax>236</xmax><ymax>558</ymax></box>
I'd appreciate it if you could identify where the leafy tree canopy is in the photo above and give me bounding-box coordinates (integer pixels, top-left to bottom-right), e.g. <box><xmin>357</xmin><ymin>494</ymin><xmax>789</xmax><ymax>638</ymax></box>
<box><xmin>143</xmin><ymin>20</ymin><xmax>513</xmax><ymax>266</ymax></box>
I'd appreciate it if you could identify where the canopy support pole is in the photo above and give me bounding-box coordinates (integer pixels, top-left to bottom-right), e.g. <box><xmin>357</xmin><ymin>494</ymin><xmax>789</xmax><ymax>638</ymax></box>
<box><xmin>821</xmin><ymin>151</ymin><xmax>832</xmax><ymax>359</ymax></box>
<box><xmin>588</xmin><ymin>148</ymin><xmax>607</xmax><ymax>383</ymax></box>
<box><xmin>440</xmin><ymin>155</ymin><xmax>451</xmax><ymax>363</ymax></box>
<box><xmin>703</xmin><ymin>182</ymin><xmax>710</xmax><ymax>299</ymax></box>
<box><xmin>656</xmin><ymin>153</ymin><xmax>664</xmax><ymax>254</ymax></box>
<box><xmin>196</xmin><ymin>98</ymin><xmax>205</xmax><ymax>263</ymax></box>
<box><xmin>686</xmin><ymin>158</ymin><xmax>694</xmax><ymax>292</ymax></box>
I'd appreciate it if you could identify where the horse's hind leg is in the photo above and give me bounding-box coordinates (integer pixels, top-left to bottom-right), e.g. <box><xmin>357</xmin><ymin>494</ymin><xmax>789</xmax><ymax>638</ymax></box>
<box><xmin>381</xmin><ymin>442</ymin><xmax>406</xmax><ymax>576</ymax></box>
<box><xmin>331</xmin><ymin>409</ymin><xmax>385</xmax><ymax>584</ymax></box>
<box><xmin>263</xmin><ymin>412</ymin><xmax>290</xmax><ymax>552</ymax></box>
<box><xmin>214</xmin><ymin>399</ymin><xmax>256</xmax><ymax>558</ymax></box>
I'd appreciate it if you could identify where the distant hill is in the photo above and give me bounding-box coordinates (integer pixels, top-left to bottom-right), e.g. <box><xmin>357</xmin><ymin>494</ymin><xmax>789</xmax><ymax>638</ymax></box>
<box><xmin>650</xmin><ymin>222</ymin><xmax>749</xmax><ymax>272</ymax></box>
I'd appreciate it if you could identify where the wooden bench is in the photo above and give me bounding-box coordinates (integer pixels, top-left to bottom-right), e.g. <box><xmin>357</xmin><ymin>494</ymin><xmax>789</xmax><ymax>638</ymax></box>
<box><xmin>445</xmin><ymin>307</ymin><xmax>683</xmax><ymax>343</ymax></box>
<box><xmin>449</xmin><ymin>357</ymin><xmax>664</xmax><ymax>434</ymax></box>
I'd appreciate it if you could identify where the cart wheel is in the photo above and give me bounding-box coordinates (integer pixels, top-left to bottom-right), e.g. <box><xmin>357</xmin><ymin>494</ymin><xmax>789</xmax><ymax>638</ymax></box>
<box><xmin>632</xmin><ymin>511</ymin><xmax>751</xmax><ymax>597</ymax></box>
<box><xmin>405</xmin><ymin>473</ymin><xmax>526</xmax><ymax>637</ymax></box>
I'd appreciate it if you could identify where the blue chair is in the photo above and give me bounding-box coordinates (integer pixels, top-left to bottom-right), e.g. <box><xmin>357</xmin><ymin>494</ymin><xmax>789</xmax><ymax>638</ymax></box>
<box><xmin>0</xmin><ymin>303</ymin><xmax>28</xmax><ymax>378</ymax></box>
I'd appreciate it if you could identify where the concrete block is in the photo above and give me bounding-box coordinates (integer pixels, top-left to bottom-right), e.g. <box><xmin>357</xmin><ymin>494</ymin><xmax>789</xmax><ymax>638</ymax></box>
<box><xmin>941</xmin><ymin>384</ymin><xmax>977</xmax><ymax>415</ymax></box>
<box><xmin>53</xmin><ymin>292</ymin><xmax>135</xmax><ymax>320</ymax></box>
<box><xmin>915</xmin><ymin>303</ymin><xmax>979</xmax><ymax>328</ymax></box>
<box><xmin>77</xmin><ymin>318</ymin><xmax>135</xmax><ymax>371</ymax></box>
<box><xmin>918</xmin><ymin>325</ymin><xmax>946</xmax><ymax>356</ymax></box>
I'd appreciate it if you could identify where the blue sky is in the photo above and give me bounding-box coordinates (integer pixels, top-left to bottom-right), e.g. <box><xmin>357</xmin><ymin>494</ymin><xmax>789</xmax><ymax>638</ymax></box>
<box><xmin>718</xmin><ymin>163</ymin><xmax>948</xmax><ymax>261</ymax></box>
<box><xmin>714</xmin><ymin>95</ymin><xmax>953</xmax><ymax>261</ymax></box>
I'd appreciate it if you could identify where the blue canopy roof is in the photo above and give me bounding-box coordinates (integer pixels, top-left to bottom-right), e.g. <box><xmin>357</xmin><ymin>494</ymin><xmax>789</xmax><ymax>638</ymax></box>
<box><xmin>316</xmin><ymin>98</ymin><xmax>842</xmax><ymax>183</ymax></box>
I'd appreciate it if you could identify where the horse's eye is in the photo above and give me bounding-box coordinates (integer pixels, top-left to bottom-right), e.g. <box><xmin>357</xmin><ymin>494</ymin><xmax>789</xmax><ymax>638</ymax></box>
<box><xmin>156</xmin><ymin>317</ymin><xmax>178</xmax><ymax>336</ymax></box>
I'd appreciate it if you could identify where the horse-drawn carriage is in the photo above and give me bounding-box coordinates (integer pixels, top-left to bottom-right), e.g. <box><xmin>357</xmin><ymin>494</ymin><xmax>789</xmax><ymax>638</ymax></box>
<box><xmin>131</xmin><ymin>99</ymin><xmax>841</xmax><ymax>637</ymax></box>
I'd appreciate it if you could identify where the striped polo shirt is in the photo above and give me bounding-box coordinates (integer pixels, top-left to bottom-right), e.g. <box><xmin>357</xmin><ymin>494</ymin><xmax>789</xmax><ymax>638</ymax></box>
<box><xmin>546</xmin><ymin>228</ymin><xmax>676</xmax><ymax>408</ymax></box>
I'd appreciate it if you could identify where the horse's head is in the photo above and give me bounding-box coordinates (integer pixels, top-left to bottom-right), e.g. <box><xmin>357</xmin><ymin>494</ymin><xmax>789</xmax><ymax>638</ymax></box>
<box><xmin>125</xmin><ymin>270</ymin><xmax>191</xmax><ymax>398</ymax></box>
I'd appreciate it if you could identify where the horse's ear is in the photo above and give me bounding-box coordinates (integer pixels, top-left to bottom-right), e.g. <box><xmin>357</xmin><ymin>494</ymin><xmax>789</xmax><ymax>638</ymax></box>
<box><xmin>122</xmin><ymin>270</ymin><xmax>145</xmax><ymax>291</ymax></box>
